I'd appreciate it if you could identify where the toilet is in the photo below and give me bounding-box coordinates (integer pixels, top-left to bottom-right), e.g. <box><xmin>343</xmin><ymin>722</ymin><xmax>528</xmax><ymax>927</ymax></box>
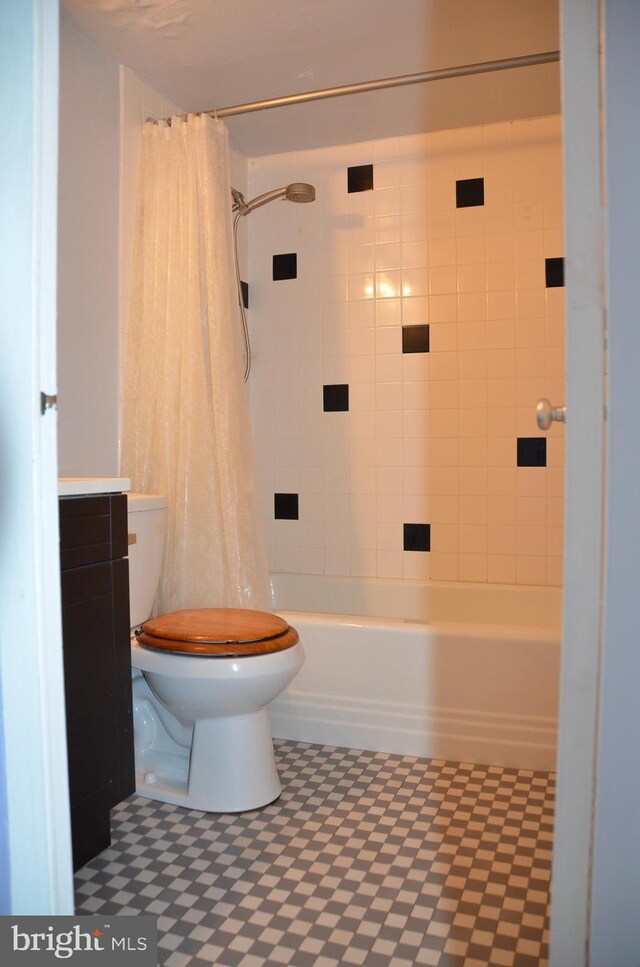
<box><xmin>127</xmin><ymin>492</ymin><xmax>304</xmax><ymax>813</ymax></box>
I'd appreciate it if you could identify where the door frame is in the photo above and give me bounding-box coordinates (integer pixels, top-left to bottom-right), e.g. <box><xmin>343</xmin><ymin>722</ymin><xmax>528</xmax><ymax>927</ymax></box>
<box><xmin>550</xmin><ymin>0</ymin><xmax>605</xmax><ymax>962</ymax></box>
<box><xmin>0</xmin><ymin>0</ymin><xmax>634</xmax><ymax>943</ymax></box>
<box><xmin>588</xmin><ymin>0</ymin><xmax>640</xmax><ymax>962</ymax></box>
<box><xmin>552</xmin><ymin>0</ymin><xmax>640</xmax><ymax>963</ymax></box>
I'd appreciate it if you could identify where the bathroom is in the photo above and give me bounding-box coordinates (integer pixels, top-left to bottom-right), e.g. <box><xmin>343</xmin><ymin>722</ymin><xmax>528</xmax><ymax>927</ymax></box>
<box><xmin>5</xmin><ymin>0</ymin><xmax>637</xmax><ymax>963</ymax></box>
<box><xmin>60</xmin><ymin>0</ymin><xmax>563</xmax><ymax>743</ymax></box>
<box><xmin>62</xmin><ymin>0</ymin><xmax>558</xmax><ymax>961</ymax></box>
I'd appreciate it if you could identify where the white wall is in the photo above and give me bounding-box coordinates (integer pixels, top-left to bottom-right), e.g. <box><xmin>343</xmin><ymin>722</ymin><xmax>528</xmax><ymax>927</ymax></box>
<box><xmin>248</xmin><ymin>119</ymin><xmax>565</xmax><ymax>586</ymax></box>
<box><xmin>57</xmin><ymin>20</ymin><xmax>120</xmax><ymax>476</ymax></box>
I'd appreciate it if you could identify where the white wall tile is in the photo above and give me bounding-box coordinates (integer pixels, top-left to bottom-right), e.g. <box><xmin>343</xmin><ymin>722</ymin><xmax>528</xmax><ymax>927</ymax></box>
<box><xmin>325</xmin><ymin>548</ymin><xmax>350</xmax><ymax>576</ymax></box>
<box><xmin>299</xmin><ymin>547</ymin><xmax>325</xmax><ymax>574</ymax></box>
<box><xmin>403</xmin><ymin>552</ymin><xmax>430</xmax><ymax>580</ymax></box>
<box><xmin>376</xmin><ymin>550</ymin><xmax>404</xmax><ymax>579</ymax></box>
<box><xmin>351</xmin><ymin>547</ymin><xmax>378</xmax><ymax>577</ymax></box>
<box><xmin>275</xmin><ymin>546</ymin><xmax>300</xmax><ymax>573</ymax></box>
<box><xmin>248</xmin><ymin>116</ymin><xmax>565</xmax><ymax>588</ymax></box>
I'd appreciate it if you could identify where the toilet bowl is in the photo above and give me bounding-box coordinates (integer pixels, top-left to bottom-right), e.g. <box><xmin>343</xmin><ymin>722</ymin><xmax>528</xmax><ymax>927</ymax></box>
<box><xmin>127</xmin><ymin>493</ymin><xmax>304</xmax><ymax>812</ymax></box>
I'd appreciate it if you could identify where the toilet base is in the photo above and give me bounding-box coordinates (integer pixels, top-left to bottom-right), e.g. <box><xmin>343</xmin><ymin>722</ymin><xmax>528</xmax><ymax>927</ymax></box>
<box><xmin>131</xmin><ymin>639</ymin><xmax>304</xmax><ymax>813</ymax></box>
<box><xmin>135</xmin><ymin>708</ymin><xmax>282</xmax><ymax>813</ymax></box>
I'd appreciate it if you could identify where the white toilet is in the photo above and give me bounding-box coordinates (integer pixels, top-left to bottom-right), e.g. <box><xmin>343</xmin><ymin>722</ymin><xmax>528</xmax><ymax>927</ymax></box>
<box><xmin>127</xmin><ymin>492</ymin><xmax>304</xmax><ymax>813</ymax></box>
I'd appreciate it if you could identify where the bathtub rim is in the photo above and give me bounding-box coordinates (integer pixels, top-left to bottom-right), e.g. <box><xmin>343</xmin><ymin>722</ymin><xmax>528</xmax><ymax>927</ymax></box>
<box><xmin>270</xmin><ymin>572</ymin><xmax>563</xmax><ymax>631</ymax></box>
<box><xmin>277</xmin><ymin>608</ymin><xmax>561</xmax><ymax>644</ymax></box>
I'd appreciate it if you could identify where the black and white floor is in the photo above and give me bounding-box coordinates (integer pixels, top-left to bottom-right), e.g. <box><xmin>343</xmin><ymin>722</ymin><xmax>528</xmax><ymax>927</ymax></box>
<box><xmin>75</xmin><ymin>739</ymin><xmax>554</xmax><ymax>967</ymax></box>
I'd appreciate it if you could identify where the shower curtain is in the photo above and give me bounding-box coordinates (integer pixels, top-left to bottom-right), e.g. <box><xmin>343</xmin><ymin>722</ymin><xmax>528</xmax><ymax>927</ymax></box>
<box><xmin>121</xmin><ymin>114</ymin><xmax>269</xmax><ymax>613</ymax></box>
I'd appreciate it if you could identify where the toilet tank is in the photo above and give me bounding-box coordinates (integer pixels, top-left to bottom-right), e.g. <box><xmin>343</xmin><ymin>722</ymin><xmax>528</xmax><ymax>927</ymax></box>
<box><xmin>127</xmin><ymin>493</ymin><xmax>167</xmax><ymax>627</ymax></box>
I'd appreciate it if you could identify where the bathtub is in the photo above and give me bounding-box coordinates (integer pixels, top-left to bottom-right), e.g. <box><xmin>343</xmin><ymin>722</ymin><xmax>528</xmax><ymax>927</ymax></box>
<box><xmin>268</xmin><ymin>574</ymin><xmax>561</xmax><ymax>771</ymax></box>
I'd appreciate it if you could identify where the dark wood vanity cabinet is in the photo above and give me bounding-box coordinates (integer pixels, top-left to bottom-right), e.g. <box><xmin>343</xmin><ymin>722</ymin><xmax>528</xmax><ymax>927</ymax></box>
<box><xmin>59</xmin><ymin>493</ymin><xmax>135</xmax><ymax>870</ymax></box>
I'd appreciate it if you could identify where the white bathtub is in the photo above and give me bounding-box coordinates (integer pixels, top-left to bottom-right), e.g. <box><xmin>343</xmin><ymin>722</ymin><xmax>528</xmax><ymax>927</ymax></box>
<box><xmin>269</xmin><ymin>574</ymin><xmax>561</xmax><ymax>772</ymax></box>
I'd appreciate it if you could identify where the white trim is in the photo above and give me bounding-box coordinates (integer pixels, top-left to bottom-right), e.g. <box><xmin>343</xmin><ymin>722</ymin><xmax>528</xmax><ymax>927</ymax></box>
<box><xmin>550</xmin><ymin>1</ymin><xmax>606</xmax><ymax>963</ymax></box>
<box><xmin>590</xmin><ymin>0</ymin><xmax>640</xmax><ymax>960</ymax></box>
<box><xmin>0</xmin><ymin>0</ymin><xmax>74</xmax><ymax>913</ymax></box>
<box><xmin>271</xmin><ymin>691</ymin><xmax>557</xmax><ymax>771</ymax></box>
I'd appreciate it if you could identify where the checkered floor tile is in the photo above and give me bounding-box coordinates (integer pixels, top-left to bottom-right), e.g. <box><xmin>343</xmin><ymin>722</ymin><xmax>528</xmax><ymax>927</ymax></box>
<box><xmin>75</xmin><ymin>740</ymin><xmax>554</xmax><ymax>966</ymax></box>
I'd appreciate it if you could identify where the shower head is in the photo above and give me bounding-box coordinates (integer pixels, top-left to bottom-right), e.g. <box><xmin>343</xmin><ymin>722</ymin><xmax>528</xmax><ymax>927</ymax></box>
<box><xmin>232</xmin><ymin>182</ymin><xmax>317</xmax><ymax>216</ymax></box>
<box><xmin>285</xmin><ymin>183</ymin><xmax>316</xmax><ymax>204</ymax></box>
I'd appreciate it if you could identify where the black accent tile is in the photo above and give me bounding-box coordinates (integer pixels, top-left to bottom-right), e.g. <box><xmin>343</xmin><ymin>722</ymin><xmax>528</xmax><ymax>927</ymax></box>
<box><xmin>404</xmin><ymin>523</ymin><xmax>430</xmax><ymax>552</ymax></box>
<box><xmin>347</xmin><ymin>164</ymin><xmax>374</xmax><ymax>193</ymax></box>
<box><xmin>517</xmin><ymin>438</ymin><xmax>547</xmax><ymax>468</ymax></box>
<box><xmin>240</xmin><ymin>280</ymin><xmax>249</xmax><ymax>308</ymax></box>
<box><xmin>274</xmin><ymin>493</ymin><xmax>299</xmax><ymax>520</ymax></box>
<box><xmin>323</xmin><ymin>384</ymin><xmax>349</xmax><ymax>412</ymax></box>
<box><xmin>545</xmin><ymin>257</ymin><xmax>564</xmax><ymax>288</ymax></box>
<box><xmin>402</xmin><ymin>324</ymin><xmax>430</xmax><ymax>354</ymax></box>
<box><xmin>273</xmin><ymin>253</ymin><xmax>297</xmax><ymax>281</ymax></box>
<box><xmin>456</xmin><ymin>177</ymin><xmax>485</xmax><ymax>208</ymax></box>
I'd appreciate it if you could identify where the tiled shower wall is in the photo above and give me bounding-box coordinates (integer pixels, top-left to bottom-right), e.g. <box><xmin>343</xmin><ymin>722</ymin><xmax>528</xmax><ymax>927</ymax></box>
<box><xmin>246</xmin><ymin>117</ymin><xmax>565</xmax><ymax>586</ymax></box>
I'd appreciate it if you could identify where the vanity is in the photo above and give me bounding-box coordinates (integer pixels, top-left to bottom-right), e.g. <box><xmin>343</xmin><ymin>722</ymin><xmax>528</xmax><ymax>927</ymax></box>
<box><xmin>58</xmin><ymin>478</ymin><xmax>134</xmax><ymax>870</ymax></box>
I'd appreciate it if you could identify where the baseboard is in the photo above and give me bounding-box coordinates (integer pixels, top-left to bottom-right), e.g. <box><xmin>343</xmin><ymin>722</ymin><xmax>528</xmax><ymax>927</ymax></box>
<box><xmin>269</xmin><ymin>689</ymin><xmax>557</xmax><ymax>771</ymax></box>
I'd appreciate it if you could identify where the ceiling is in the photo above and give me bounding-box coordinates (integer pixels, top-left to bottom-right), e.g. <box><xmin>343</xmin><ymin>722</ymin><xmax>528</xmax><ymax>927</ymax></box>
<box><xmin>60</xmin><ymin>0</ymin><xmax>560</xmax><ymax>156</ymax></box>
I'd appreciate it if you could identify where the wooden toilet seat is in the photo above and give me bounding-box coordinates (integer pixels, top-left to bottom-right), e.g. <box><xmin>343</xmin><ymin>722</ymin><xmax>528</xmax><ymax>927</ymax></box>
<box><xmin>136</xmin><ymin>608</ymin><xmax>299</xmax><ymax>657</ymax></box>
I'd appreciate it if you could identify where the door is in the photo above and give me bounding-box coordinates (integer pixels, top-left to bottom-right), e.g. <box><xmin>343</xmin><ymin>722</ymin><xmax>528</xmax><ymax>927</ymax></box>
<box><xmin>0</xmin><ymin>0</ymin><xmax>74</xmax><ymax>913</ymax></box>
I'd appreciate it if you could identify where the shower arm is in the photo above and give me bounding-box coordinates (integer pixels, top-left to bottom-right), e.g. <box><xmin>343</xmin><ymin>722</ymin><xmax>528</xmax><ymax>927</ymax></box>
<box><xmin>232</xmin><ymin>187</ymin><xmax>291</xmax><ymax>216</ymax></box>
<box><xmin>240</xmin><ymin>187</ymin><xmax>288</xmax><ymax>214</ymax></box>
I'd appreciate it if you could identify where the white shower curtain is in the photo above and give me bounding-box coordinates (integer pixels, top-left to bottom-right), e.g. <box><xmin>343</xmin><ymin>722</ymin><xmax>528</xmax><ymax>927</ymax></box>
<box><xmin>121</xmin><ymin>114</ymin><xmax>269</xmax><ymax>613</ymax></box>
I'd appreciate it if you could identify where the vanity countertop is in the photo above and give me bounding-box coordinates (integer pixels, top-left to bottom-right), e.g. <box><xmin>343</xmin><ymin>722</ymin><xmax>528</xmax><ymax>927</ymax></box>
<box><xmin>58</xmin><ymin>477</ymin><xmax>131</xmax><ymax>497</ymax></box>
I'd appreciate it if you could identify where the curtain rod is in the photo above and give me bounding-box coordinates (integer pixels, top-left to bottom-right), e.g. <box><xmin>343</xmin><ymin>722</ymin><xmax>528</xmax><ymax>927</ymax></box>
<box><xmin>199</xmin><ymin>50</ymin><xmax>559</xmax><ymax>121</ymax></box>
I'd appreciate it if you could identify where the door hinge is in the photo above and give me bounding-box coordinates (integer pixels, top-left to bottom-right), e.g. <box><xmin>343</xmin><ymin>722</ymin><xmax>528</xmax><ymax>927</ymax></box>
<box><xmin>40</xmin><ymin>392</ymin><xmax>58</xmax><ymax>415</ymax></box>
